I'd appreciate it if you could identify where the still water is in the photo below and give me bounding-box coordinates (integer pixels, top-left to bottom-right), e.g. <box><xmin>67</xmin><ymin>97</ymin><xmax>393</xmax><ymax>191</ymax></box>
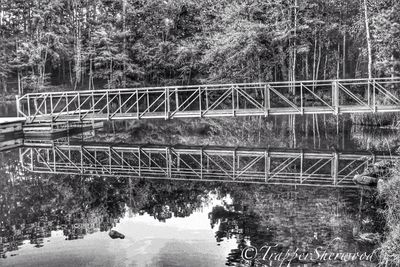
<box><xmin>1</xmin><ymin>111</ymin><xmax>396</xmax><ymax>266</ymax></box>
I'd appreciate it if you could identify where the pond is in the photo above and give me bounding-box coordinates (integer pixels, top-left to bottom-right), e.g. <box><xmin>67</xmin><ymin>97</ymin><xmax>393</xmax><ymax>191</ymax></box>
<box><xmin>0</xmin><ymin>111</ymin><xmax>397</xmax><ymax>266</ymax></box>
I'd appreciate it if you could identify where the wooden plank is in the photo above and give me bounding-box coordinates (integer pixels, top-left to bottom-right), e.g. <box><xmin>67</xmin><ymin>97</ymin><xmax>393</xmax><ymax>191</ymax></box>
<box><xmin>0</xmin><ymin>139</ymin><xmax>23</xmax><ymax>151</ymax></box>
<box><xmin>0</xmin><ymin>124</ymin><xmax>23</xmax><ymax>134</ymax></box>
<box><xmin>0</xmin><ymin>117</ymin><xmax>25</xmax><ymax>124</ymax></box>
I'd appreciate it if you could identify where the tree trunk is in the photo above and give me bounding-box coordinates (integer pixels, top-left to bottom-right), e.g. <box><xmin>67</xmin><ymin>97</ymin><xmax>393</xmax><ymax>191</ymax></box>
<box><xmin>292</xmin><ymin>0</ymin><xmax>297</xmax><ymax>84</ymax></box>
<box><xmin>74</xmin><ymin>1</ymin><xmax>82</xmax><ymax>88</ymax></box>
<box><xmin>17</xmin><ymin>64</ymin><xmax>21</xmax><ymax>95</ymax></box>
<box><xmin>312</xmin><ymin>35</ymin><xmax>317</xmax><ymax>83</ymax></box>
<box><xmin>305</xmin><ymin>52</ymin><xmax>309</xmax><ymax>79</ymax></box>
<box><xmin>0</xmin><ymin>6</ymin><xmax>5</xmax><ymax>94</ymax></box>
<box><xmin>336</xmin><ymin>43</ymin><xmax>340</xmax><ymax>79</ymax></box>
<box><xmin>316</xmin><ymin>40</ymin><xmax>322</xmax><ymax>81</ymax></box>
<box><xmin>342</xmin><ymin>31</ymin><xmax>346</xmax><ymax>78</ymax></box>
<box><xmin>391</xmin><ymin>53</ymin><xmax>395</xmax><ymax>79</ymax></box>
<box><xmin>363</xmin><ymin>0</ymin><xmax>372</xmax><ymax>78</ymax></box>
<box><xmin>122</xmin><ymin>0</ymin><xmax>127</xmax><ymax>87</ymax></box>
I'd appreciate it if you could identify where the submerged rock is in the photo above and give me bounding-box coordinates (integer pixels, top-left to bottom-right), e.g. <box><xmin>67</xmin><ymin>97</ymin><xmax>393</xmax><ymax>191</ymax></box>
<box><xmin>109</xmin><ymin>230</ymin><xmax>125</xmax><ymax>239</ymax></box>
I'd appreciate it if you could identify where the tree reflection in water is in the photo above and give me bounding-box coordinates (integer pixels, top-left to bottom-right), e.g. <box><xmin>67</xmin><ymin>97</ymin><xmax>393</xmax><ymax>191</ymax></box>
<box><xmin>209</xmin><ymin>185</ymin><xmax>383</xmax><ymax>266</ymax></box>
<box><xmin>0</xmin><ymin>149</ymin><xmax>382</xmax><ymax>266</ymax></box>
<box><xmin>0</xmin><ymin>149</ymin><xmax>213</xmax><ymax>259</ymax></box>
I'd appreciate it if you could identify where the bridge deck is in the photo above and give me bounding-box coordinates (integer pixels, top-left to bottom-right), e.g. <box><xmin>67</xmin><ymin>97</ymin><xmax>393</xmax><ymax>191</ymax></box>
<box><xmin>27</xmin><ymin>105</ymin><xmax>400</xmax><ymax>122</ymax></box>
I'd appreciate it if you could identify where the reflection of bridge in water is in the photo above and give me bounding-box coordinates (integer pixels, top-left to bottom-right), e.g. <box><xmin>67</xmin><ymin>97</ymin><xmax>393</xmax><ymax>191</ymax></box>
<box><xmin>20</xmin><ymin>141</ymin><xmax>398</xmax><ymax>187</ymax></box>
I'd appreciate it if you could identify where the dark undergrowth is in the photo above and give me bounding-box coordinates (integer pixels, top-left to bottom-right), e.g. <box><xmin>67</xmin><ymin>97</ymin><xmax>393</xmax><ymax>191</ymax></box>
<box><xmin>377</xmin><ymin>167</ymin><xmax>400</xmax><ymax>266</ymax></box>
<box><xmin>351</xmin><ymin>113</ymin><xmax>400</xmax><ymax>127</ymax></box>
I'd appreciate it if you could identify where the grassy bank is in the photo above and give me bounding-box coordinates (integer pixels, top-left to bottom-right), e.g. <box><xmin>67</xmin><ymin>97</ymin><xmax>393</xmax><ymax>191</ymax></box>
<box><xmin>351</xmin><ymin>113</ymin><xmax>400</xmax><ymax>127</ymax></box>
<box><xmin>377</xmin><ymin>170</ymin><xmax>400</xmax><ymax>266</ymax></box>
<box><xmin>91</xmin><ymin>115</ymin><xmax>346</xmax><ymax>149</ymax></box>
<box><xmin>92</xmin><ymin>117</ymin><xmax>285</xmax><ymax>147</ymax></box>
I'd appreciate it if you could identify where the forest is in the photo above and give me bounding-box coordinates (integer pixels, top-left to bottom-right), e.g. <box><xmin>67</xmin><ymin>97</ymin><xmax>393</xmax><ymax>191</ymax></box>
<box><xmin>0</xmin><ymin>0</ymin><xmax>399</xmax><ymax>96</ymax></box>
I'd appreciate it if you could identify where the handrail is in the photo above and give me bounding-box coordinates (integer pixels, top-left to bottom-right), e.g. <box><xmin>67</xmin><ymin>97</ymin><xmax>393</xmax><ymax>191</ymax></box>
<box><xmin>18</xmin><ymin>77</ymin><xmax>400</xmax><ymax>99</ymax></box>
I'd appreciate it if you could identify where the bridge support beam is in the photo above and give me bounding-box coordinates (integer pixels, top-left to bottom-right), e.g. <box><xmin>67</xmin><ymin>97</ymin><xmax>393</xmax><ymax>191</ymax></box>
<box><xmin>332</xmin><ymin>81</ymin><xmax>339</xmax><ymax>115</ymax></box>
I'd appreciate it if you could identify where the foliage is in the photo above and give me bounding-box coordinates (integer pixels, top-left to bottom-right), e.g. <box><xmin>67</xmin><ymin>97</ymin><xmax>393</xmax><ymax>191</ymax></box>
<box><xmin>0</xmin><ymin>0</ymin><xmax>399</xmax><ymax>94</ymax></box>
<box><xmin>377</xmin><ymin>170</ymin><xmax>400</xmax><ymax>266</ymax></box>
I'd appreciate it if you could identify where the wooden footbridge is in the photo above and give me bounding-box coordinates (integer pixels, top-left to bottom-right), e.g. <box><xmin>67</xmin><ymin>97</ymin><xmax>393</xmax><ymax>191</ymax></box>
<box><xmin>15</xmin><ymin>78</ymin><xmax>400</xmax><ymax>123</ymax></box>
<box><xmin>20</xmin><ymin>140</ymin><xmax>397</xmax><ymax>187</ymax></box>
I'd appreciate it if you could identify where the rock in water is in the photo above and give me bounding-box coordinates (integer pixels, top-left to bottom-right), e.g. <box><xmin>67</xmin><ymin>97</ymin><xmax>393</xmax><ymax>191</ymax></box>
<box><xmin>109</xmin><ymin>230</ymin><xmax>125</xmax><ymax>239</ymax></box>
<box><xmin>353</xmin><ymin>174</ymin><xmax>378</xmax><ymax>186</ymax></box>
<box><xmin>355</xmin><ymin>233</ymin><xmax>381</xmax><ymax>244</ymax></box>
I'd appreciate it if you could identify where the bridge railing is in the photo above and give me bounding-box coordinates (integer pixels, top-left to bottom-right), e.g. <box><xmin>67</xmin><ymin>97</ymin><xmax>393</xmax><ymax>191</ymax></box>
<box><xmin>16</xmin><ymin>78</ymin><xmax>400</xmax><ymax>123</ymax></box>
<box><xmin>20</xmin><ymin>141</ymin><xmax>397</xmax><ymax>187</ymax></box>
